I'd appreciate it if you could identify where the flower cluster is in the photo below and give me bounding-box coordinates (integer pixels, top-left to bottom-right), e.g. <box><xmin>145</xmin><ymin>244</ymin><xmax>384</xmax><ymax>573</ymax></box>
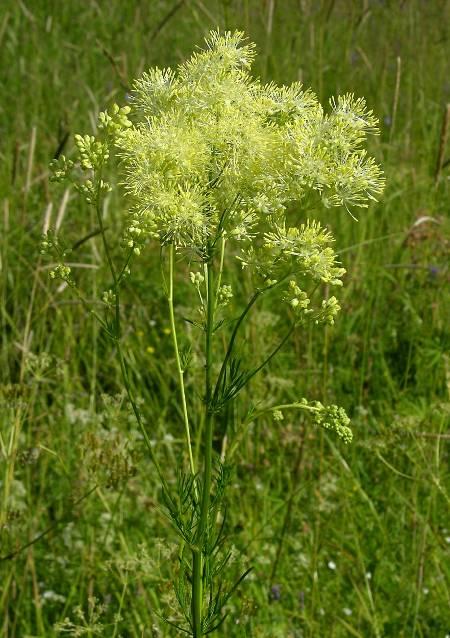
<box><xmin>41</xmin><ymin>230</ymin><xmax>75</xmax><ymax>286</ymax></box>
<box><xmin>241</xmin><ymin>220</ymin><xmax>347</xmax><ymax>287</ymax></box>
<box><xmin>111</xmin><ymin>30</ymin><xmax>383</xmax><ymax>252</ymax></box>
<box><xmin>50</xmin><ymin>137</ymin><xmax>111</xmax><ymax>205</ymax></box>
<box><xmin>98</xmin><ymin>103</ymin><xmax>132</xmax><ymax>137</ymax></box>
<box><xmin>311</xmin><ymin>401</ymin><xmax>352</xmax><ymax>443</ymax></box>
<box><xmin>272</xmin><ymin>399</ymin><xmax>352</xmax><ymax>443</ymax></box>
<box><xmin>74</xmin><ymin>134</ymin><xmax>109</xmax><ymax>170</ymax></box>
<box><xmin>283</xmin><ymin>279</ymin><xmax>340</xmax><ymax>325</ymax></box>
<box><xmin>49</xmin><ymin>155</ymin><xmax>74</xmax><ymax>182</ymax></box>
<box><xmin>49</xmin><ymin>29</ymin><xmax>383</xmax><ymax>307</ymax></box>
<box><xmin>319</xmin><ymin>296</ymin><xmax>341</xmax><ymax>325</ymax></box>
<box><xmin>49</xmin><ymin>263</ymin><xmax>72</xmax><ymax>283</ymax></box>
<box><xmin>285</xmin><ymin>280</ymin><xmax>311</xmax><ymax>321</ymax></box>
<box><xmin>217</xmin><ymin>284</ymin><xmax>233</xmax><ymax>307</ymax></box>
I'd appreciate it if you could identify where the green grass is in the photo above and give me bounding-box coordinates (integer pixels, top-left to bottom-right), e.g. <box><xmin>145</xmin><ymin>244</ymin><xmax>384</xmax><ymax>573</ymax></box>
<box><xmin>1</xmin><ymin>1</ymin><xmax>449</xmax><ymax>636</ymax></box>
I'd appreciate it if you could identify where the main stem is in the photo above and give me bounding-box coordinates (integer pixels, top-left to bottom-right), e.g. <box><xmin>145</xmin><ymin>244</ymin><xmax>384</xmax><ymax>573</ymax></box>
<box><xmin>167</xmin><ymin>244</ymin><xmax>196</xmax><ymax>480</ymax></box>
<box><xmin>192</xmin><ymin>246</ymin><xmax>215</xmax><ymax>637</ymax></box>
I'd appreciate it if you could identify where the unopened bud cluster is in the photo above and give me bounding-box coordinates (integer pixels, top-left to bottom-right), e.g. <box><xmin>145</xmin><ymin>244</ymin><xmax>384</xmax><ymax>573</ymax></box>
<box><xmin>286</xmin><ymin>280</ymin><xmax>310</xmax><ymax>317</ymax></box>
<box><xmin>98</xmin><ymin>104</ymin><xmax>132</xmax><ymax>137</ymax></box>
<box><xmin>102</xmin><ymin>289</ymin><xmax>116</xmax><ymax>308</ymax></box>
<box><xmin>49</xmin><ymin>156</ymin><xmax>74</xmax><ymax>183</ymax></box>
<box><xmin>274</xmin><ymin>399</ymin><xmax>353</xmax><ymax>443</ymax></box>
<box><xmin>312</xmin><ymin>401</ymin><xmax>352</xmax><ymax>443</ymax></box>
<box><xmin>319</xmin><ymin>296</ymin><xmax>341</xmax><ymax>325</ymax></box>
<box><xmin>74</xmin><ymin>134</ymin><xmax>109</xmax><ymax>170</ymax></box>
<box><xmin>49</xmin><ymin>263</ymin><xmax>72</xmax><ymax>284</ymax></box>
<box><xmin>217</xmin><ymin>284</ymin><xmax>233</xmax><ymax>307</ymax></box>
<box><xmin>190</xmin><ymin>272</ymin><xmax>205</xmax><ymax>286</ymax></box>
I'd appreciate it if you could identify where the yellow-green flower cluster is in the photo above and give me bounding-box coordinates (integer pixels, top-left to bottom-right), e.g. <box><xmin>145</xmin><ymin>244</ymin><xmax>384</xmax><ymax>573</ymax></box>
<box><xmin>268</xmin><ymin>398</ymin><xmax>352</xmax><ymax>442</ymax></box>
<box><xmin>98</xmin><ymin>104</ymin><xmax>132</xmax><ymax>137</ymax></box>
<box><xmin>302</xmin><ymin>399</ymin><xmax>352</xmax><ymax>442</ymax></box>
<box><xmin>48</xmin><ymin>264</ymin><xmax>74</xmax><ymax>288</ymax></box>
<box><xmin>49</xmin><ymin>155</ymin><xmax>74</xmax><ymax>182</ymax></box>
<box><xmin>284</xmin><ymin>280</ymin><xmax>341</xmax><ymax>326</ymax></box>
<box><xmin>238</xmin><ymin>219</ymin><xmax>346</xmax><ymax>301</ymax></box>
<box><xmin>319</xmin><ymin>296</ymin><xmax>341</xmax><ymax>325</ymax></box>
<box><xmin>217</xmin><ymin>284</ymin><xmax>233</xmax><ymax>307</ymax></box>
<box><xmin>74</xmin><ymin>134</ymin><xmax>109</xmax><ymax>170</ymax></box>
<box><xmin>311</xmin><ymin>401</ymin><xmax>352</xmax><ymax>443</ymax></box>
<box><xmin>50</xmin><ymin>136</ymin><xmax>112</xmax><ymax>205</ymax></box>
<box><xmin>112</xmin><ymin>30</ymin><xmax>383</xmax><ymax>251</ymax></box>
<box><xmin>286</xmin><ymin>280</ymin><xmax>311</xmax><ymax>319</ymax></box>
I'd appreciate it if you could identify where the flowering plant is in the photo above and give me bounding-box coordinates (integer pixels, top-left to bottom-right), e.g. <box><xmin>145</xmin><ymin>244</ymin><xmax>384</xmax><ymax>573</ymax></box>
<box><xmin>46</xmin><ymin>30</ymin><xmax>383</xmax><ymax>635</ymax></box>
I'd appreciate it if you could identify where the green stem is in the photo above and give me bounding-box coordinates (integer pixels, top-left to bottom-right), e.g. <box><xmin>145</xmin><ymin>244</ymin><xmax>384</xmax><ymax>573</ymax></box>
<box><xmin>213</xmin><ymin>236</ymin><xmax>226</xmax><ymax>315</ymax></box>
<box><xmin>112</xmin><ymin>577</ymin><xmax>128</xmax><ymax>638</ymax></box>
<box><xmin>94</xmin><ymin>179</ymin><xmax>117</xmax><ymax>288</ymax></box>
<box><xmin>212</xmin><ymin>273</ymin><xmax>292</xmax><ymax>405</ymax></box>
<box><xmin>212</xmin><ymin>289</ymin><xmax>261</xmax><ymax>404</ymax></box>
<box><xmin>242</xmin><ymin>324</ymin><xmax>294</xmax><ymax>387</ymax></box>
<box><xmin>249</xmin><ymin>399</ymin><xmax>320</xmax><ymax>423</ymax></box>
<box><xmin>192</xmin><ymin>248</ymin><xmax>215</xmax><ymax>637</ymax></box>
<box><xmin>69</xmin><ymin>284</ymin><xmax>113</xmax><ymax>336</ymax></box>
<box><xmin>93</xmin><ymin>179</ymin><xmax>120</xmax><ymax>336</ymax></box>
<box><xmin>167</xmin><ymin>244</ymin><xmax>196</xmax><ymax>480</ymax></box>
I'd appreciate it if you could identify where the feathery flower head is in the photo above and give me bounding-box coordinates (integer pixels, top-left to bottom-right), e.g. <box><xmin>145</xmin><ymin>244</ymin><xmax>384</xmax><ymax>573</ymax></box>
<box><xmin>109</xmin><ymin>30</ymin><xmax>383</xmax><ymax>251</ymax></box>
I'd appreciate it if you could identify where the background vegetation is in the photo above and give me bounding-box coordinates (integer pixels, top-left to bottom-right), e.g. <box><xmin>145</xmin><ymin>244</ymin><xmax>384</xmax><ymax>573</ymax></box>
<box><xmin>1</xmin><ymin>1</ymin><xmax>449</xmax><ymax>636</ymax></box>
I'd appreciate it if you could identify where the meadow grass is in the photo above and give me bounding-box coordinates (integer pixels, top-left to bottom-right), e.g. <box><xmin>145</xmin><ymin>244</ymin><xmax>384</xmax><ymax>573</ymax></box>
<box><xmin>0</xmin><ymin>1</ymin><xmax>449</xmax><ymax>636</ymax></box>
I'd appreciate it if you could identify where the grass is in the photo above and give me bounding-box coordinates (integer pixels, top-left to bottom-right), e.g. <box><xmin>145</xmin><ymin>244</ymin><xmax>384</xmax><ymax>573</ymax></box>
<box><xmin>1</xmin><ymin>1</ymin><xmax>449</xmax><ymax>636</ymax></box>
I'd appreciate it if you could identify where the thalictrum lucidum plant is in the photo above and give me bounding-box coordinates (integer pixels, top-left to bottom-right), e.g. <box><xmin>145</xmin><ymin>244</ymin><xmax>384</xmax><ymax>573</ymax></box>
<box><xmin>46</xmin><ymin>30</ymin><xmax>384</xmax><ymax>636</ymax></box>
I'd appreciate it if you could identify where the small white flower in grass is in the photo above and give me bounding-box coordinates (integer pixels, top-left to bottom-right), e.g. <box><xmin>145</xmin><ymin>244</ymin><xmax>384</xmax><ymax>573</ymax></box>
<box><xmin>343</xmin><ymin>607</ymin><xmax>353</xmax><ymax>616</ymax></box>
<box><xmin>327</xmin><ymin>560</ymin><xmax>336</xmax><ymax>570</ymax></box>
<box><xmin>42</xmin><ymin>590</ymin><xmax>66</xmax><ymax>604</ymax></box>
